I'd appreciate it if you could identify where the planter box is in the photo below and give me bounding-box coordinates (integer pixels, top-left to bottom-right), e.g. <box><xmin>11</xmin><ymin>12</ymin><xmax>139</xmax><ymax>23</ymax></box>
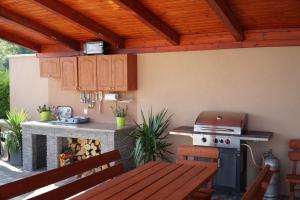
<box><xmin>9</xmin><ymin>150</ymin><xmax>22</xmax><ymax>166</ymax></box>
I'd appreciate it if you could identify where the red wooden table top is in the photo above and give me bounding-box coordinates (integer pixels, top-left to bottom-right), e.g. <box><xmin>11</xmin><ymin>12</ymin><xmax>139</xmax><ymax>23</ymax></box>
<box><xmin>73</xmin><ymin>161</ymin><xmax>217</xmax><ymax>200</ymax></box>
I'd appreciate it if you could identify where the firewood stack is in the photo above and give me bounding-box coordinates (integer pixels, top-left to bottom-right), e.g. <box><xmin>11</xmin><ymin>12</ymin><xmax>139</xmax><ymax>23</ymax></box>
<box><xmin>60</xmin><ymin>137</ymin><xmax>102</xmax><ymax>177</ymax></box>
<box><xmin>67</xmin><ymin>138</ymin><xmax>101</xmax><ymax>160</ymax></box>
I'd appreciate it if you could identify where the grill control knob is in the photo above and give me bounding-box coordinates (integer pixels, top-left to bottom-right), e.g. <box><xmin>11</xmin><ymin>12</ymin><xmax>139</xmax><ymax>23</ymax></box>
<box><xmin>220</xmin><ymin>139</ymin><xmax>224</xmax><ymax>143</ymax></box>
<box><xmin>225</xmin><ymin>139</ymin><xmax>230</xmax><ymax>144</ymax></box>
<box><xmin>214</xmin><ymin>138</ymin><xmax>218</xmax><ymax>143</ymax></box>
<box><xmin>201</xmin><ymin>137</ymin><xmax>207</xmax><ymax>143</ymax></box>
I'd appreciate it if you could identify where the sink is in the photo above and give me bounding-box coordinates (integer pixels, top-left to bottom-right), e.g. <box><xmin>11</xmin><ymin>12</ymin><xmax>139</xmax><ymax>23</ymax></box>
<box><xmin>47</xmin><ymin>121</ymin><xmax>64</xmax><ymax>125</ymax></box>
<box><xmin>47</xmin><ymin>121</ymin><xmax>78</xmax><ymax>127</ymax></box>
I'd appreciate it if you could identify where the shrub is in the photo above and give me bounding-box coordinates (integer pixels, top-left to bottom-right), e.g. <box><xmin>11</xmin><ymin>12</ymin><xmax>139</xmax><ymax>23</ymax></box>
<box><xmin>0</xmin><ymin>69</ymin><xmax>9</xmax><ymax>119</ymax></box>
<box><xmin>5</xmin><ymin>110</ymin><xmax>28</xmax><ymax>153</ymax></box>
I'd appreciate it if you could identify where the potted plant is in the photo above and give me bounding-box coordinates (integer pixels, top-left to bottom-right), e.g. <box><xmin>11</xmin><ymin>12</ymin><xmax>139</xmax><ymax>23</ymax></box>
<box><xmin>111</xmin><ymin>105</ymin><xmax>128</xmax><ymax>128</ymax></box>
<box><xmin>131</xmin><ymin>108</ymin><xmax>172</xmax><ymax>166</ymax></box>
<box><xmin>37</xmin><ymin>104</ymin><xmax>52</xmax><ymax>122</ymax></box>
<box><xmin>5</xmin><ymin>110</ymin><xmax>28</xmax><ymax>166</ymax></box>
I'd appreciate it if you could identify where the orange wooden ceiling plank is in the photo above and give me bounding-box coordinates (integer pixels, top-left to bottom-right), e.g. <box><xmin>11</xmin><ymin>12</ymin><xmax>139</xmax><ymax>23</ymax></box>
<box><xmin>32</xmin><ymin>0</ymin><xmax>124</xmax><ymax>48</ymax></box>
<box><xmin>0</xmin><ymin>5</ymin><xmax>80</xmax><ymax>50</ymax></box>
<box><xmin>0</xmin><ymin>18</ymin><xmax>53</xmax><ymax>45</ymax></box>
<box><xmin>227</xmin><ymin>0</ymin><xmax>300</xmax><ymax>30</ymax></box>
<box><xmin>61</xmin><ymin>0</ymin><xmax>157</xmax><ymax>39</ymax></box>
<box><xmin>111</xmin><ymin>0</ymin><xmax>179</xmax><ymax>45</ymax></box>
<box><xmin>140</xmin><ymin>0</ymin><xmax>227</xmax><ymax>34</ymax></box>
<box><xmin>0</xmin><ymin>0</ymin><xmax>96</xmax><ymax>42</ymax></box>
<box><xmin>205</xmin><ymin>0</ymin><xmax>244</xmax><ymax>41</ymax></box>
<box><xmin>0</xmin><ymin>28</ymin><xmax>41</xmax><ymax>52</ymax></box>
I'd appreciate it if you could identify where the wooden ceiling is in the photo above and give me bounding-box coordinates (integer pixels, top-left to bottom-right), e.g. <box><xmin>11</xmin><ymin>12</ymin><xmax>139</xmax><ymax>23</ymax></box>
<box><xmin>0</xmin><ymin>0</ymin><xmax>299</xmax><ymax>54</ymax></box>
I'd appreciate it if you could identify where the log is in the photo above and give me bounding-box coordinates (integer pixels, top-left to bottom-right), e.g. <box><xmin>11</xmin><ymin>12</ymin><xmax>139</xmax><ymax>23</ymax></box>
<box><xmin>91</xmin><ymin>150</ymin><xmax>97</xmax><ymax>156</ymax></box>
<box><xmin>85</xmin><ymin>144</ymin><xmax>91</xmax><ymax>151</ymax></box>
<box><xmin>91</xmin><ymin>143</ymin><xmax>95</xmax><ymax>149</ymax></box>
<box><xmin>67</xmin><ymin>137</ymin><xmax>72</xmax><ymax>145</ymax></box>
<box><xmin>95</xmin><ymin>140</ymin><xmax>100</xmax><ymax>146</ymax></box>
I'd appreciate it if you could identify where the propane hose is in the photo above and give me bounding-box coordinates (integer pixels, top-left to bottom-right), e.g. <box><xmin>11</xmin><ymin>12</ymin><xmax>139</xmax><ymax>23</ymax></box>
<box><xmin>241</xmin><ymin>143</ymin><xmax>262</xmax><ymax>169</ymax></box>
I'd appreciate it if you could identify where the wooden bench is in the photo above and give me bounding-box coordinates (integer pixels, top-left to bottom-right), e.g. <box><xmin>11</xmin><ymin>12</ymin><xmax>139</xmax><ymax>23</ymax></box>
<box><xmin>241</xmin><ymin>165</ymin><xmax>273</xmax><ymax>200</ymax></box>
<box><xmin>177</xmin><ymin>145</ymin><xmax>220</xmax><ymax>200</ymax></box>
<box><xmin>0</xmin><ymin>150</ymin><xmax>124</xmax><ymax>200</ymax></box>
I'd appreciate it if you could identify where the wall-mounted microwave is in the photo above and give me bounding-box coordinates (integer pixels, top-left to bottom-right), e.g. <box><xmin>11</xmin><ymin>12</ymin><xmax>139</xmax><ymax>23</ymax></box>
<box><xmin>83</xmin><ymin>41</ymin><xmax>109</xmax><ymax>55</ymax></box>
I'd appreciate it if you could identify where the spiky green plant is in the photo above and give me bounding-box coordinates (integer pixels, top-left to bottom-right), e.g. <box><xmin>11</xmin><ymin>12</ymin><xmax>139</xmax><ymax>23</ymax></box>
<box><xmin>5</xmin><ymin>110</ymin><xmax>28</xmax><ymax>153</ymax></box>
<box><xmin>131</xmin><ymin>108</ymin><xmax>172</xmax><ymax>165</ymax></box>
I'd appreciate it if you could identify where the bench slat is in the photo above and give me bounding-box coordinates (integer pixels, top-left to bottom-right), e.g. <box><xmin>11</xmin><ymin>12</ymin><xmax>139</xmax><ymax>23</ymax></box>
<box><xmin>0</xmin><ymin>150</ymin><xmax>122</xmax><ymax>199</ymax></box>
<box><xmin>30</xmin><ymin>163</ymin><xmax>124</xmax><ymax>200</ymax></box>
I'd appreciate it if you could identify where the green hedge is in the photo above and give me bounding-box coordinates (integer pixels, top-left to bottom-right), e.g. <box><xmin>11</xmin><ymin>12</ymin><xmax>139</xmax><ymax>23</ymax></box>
<box><xmin>0</xmin><ymin>69</ymin><xmax>9</xmax><ymax>119</ymax></box>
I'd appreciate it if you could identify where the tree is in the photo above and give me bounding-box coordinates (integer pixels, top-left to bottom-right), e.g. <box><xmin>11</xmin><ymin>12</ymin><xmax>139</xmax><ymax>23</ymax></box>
<box><xmin>0</xmin><ymin>69</ymin><xmax>9</xmax><ymax>118</ymax></box>
<box><xmin>0</xmin><ymin>39</ymin><xmax>33</xmax><ymax>69</ymax></box>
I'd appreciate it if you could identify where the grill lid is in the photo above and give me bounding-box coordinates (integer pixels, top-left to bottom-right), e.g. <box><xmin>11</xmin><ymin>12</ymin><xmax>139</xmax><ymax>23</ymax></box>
<box><xmin>194</xmin><ymin>111</ymin><xmax>248</xmax><ymax>135</ymax></box>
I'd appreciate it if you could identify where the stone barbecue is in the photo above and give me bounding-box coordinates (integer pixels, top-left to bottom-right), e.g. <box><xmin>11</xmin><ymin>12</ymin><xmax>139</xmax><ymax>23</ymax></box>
<box><xmin>22</xmin><ymin>121</ymin><xmax>135</xmax><ymax>171</ymax></box>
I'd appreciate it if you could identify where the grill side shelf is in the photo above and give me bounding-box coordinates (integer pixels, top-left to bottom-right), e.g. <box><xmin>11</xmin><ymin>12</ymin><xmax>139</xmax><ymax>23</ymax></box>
<box><xmin>240</xmin><ymin>130</ymin><xmax>273</xmax><ymax>142</ymax></box>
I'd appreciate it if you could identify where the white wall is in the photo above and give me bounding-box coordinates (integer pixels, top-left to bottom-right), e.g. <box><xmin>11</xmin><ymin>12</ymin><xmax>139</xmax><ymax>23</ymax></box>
<box><xmin>136</xmin><ymin>47</ymin><xmax>300</xmax><ymax>194</ymax></box>
<box><xmin>9</xmin><ymin>54</ymin><xmax>48</xmax><ymax>120</ymax></box>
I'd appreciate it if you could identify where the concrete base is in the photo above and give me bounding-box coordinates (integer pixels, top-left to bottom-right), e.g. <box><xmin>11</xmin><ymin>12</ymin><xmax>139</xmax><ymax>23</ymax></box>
<box><xmin>22</xmin><ymin>122</ymin><xmax>135</xmax><ymax>171</ymax></box>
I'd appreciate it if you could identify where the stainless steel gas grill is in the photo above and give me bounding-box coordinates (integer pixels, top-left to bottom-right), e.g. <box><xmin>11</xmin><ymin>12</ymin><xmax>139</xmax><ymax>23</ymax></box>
<box><xmin>170</xmin><ymin>111</ymin><xmax>273</xmax><ymax>195</ymax></box>
<box><xmin>193</xmin><ymin>111</ymin><xmax>247</xmax><ymax>149</ymax></box>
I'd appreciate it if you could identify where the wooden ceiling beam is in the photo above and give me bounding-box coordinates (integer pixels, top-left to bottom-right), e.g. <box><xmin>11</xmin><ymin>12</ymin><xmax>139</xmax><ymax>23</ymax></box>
<box><xmin>32</xmin><ymin>0</ymin><xmax>124</xmax><ymax>48</ymax></box>
<box><xmin>0</xmin><ymin>5</ymin><xmax>80</xmax><ymax>51</ymax></box>
<box><xmin>205</xmin><ymin>0</ymin><xmax>244</xmax><ymax>41</ymax></box>
<box><xmin>0</xmin><ymin>29</ymin><xmax>41</xmax><ymax>52</ymax></box>
<box><xmin>112</xmin><ymin>0</ymin><xmax>180</xmax><ymax>45</ymax></box>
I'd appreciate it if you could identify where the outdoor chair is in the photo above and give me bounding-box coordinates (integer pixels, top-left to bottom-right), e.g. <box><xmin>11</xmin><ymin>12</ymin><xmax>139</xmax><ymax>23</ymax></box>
<box><xmin>177</xmin><ymin>145</ymin><xmax>220</xmax><ymax>200</ymax></box>
<box><xmin>241</xmin><ymin>165</ymin><xmax>272</xmax><ymax>200</ymax></box>
<box><xmin>0</xmin><ymin>150</ymin><xmax>124</xmax><ymax>200</ymax></box>
<box><xmin>286</xmin><ymin>139</ymin><xmax>300</xmax><ymax>200</ymax></box>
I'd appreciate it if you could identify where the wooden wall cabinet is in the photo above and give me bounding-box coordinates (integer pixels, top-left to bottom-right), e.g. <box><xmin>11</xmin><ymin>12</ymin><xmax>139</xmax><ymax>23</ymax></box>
<box><xmin>40</xmin><ymin>58</ymin><xmax>60</xmax><ymax>78</ymax></box>
<box><xmin>78</xmin><ymin>56</ymin><xmax>97</xmax><ymax>91</ymax></box>
<box><xmin>97</xmin><ymin>54</ymin><xmax>137</xmax><ymax>91</ymax></box>
<box><xmin>40</xmin><ymin>54</ymin><xmax>137</xmax><ymax>92</ymax></box>
<box><xmin>60</xmin><ymin>57</ymin><xmax>78</xmax><ymax>90</ymax></box>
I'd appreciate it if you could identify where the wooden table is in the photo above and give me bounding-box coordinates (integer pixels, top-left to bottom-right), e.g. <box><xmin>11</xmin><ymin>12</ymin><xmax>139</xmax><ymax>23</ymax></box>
<box><xmin>73</xmin><ymin>161</ymin><xmax>218</xmax><ymax>200</ymax></box>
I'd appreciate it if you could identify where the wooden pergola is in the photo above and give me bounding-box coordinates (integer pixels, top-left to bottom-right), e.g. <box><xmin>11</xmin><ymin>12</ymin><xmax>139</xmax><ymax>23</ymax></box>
<box><xmin>0</xmin><ymin>0</ymin><xmax>299</xmax><ymax>54</ymax></box>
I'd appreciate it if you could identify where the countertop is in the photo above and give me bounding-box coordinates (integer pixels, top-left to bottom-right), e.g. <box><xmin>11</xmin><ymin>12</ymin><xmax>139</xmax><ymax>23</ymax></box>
<box><xmin>22</xmin><ymin>121</ymin><xmax>136</xmax><ymax>133</ymax></box>
<box><xmin>170</xmin><ymin>126</ymin><xmax>273</xmax><ymax>142</ymax></box>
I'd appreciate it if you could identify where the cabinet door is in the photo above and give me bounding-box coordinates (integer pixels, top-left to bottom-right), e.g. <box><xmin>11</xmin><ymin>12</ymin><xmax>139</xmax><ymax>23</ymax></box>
<box><xmin>40</xmin><ymin>58</ymin><xmax>60</xmax><ymax>78</ymax></box>
<box><xmin>60</xmin><ymin>57</ymin><xmax>78</xmax><ymax>90</ymax></box>
<box><xmin>78</xmin><ymin>56</ymin><xmax>97</xmax><ymax>91</ymax></box>
<box><xmin>112</xmin><ymin>55</ymin><xmax>127</xmax><ymax>91</ymax></box>
<box><xmin>97</xmin><ymin>55</ymin><xmax>112</xmax><ymax>91</ymax></box>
